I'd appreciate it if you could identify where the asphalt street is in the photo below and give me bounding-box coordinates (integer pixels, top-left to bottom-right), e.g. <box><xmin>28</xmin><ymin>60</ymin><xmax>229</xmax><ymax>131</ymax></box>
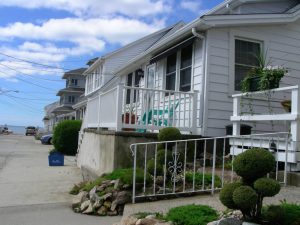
<box><xmin>0</xmin><ymin>134</ymin><xmax>121</xmax><ymax>225</ymax></box>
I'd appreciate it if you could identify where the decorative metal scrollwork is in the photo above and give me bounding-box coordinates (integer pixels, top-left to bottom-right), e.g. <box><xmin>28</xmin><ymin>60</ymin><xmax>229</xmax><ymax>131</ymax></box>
<box><xmin>168</xmin><ymin>151</ymin><xmax>183</xmax><ymax>182</ymax></box>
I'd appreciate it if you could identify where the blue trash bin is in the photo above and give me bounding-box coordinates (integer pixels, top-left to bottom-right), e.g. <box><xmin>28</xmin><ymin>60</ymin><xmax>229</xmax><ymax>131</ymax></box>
<box><xmin>48</xmin><ymin>151</ymin><xmax>64</xmax><ymax>166</ymax></box>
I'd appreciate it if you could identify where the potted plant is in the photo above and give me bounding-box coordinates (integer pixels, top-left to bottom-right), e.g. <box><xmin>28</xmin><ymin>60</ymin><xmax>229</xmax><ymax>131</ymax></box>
<box><xmin>48</xmin><ymin>149</ymin><xmax>64</xmax><ymax>166</ymax></box>
<box><xmin>241</xmin><ymin>51</ymin><xmax>287</xmax><ymax>92</ymax></box>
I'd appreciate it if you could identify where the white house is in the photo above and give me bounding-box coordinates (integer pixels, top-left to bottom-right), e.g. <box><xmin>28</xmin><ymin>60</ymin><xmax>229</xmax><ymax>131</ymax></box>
<box><xmin>78</xmin><ymin>0</ymin><xmax>300</xmax><ymax>176</ymax></box>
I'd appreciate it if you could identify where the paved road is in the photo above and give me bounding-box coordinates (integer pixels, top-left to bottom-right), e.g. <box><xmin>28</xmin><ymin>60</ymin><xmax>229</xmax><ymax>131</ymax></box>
<box><xmin>0</xmin><ymin>134</ymin><xmax>121</xmax><ymax>225</ymax></box>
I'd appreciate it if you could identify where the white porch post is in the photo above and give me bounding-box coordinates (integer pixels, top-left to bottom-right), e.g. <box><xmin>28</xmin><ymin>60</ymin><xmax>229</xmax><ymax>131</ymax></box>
<box><xmin>291</xmin><ymin>88</ymin><xmax>300</xmax><ymax>153</ymax></box>
<box><xmin>191</xmin><ymin>91</ymin><xmax>199</xmax><ymax>134</ymax></box>
<box><xmin>116</xmin><ymin>84</ymin><xmax>124</xmax><ymax>131</ymax></box>
<box><xmin>97</xmin><ymin>94</ymin><xmax>101</xmax><ymax>129</ymax></box>
<box><xmin>232</xmin><ymin>97</ymin><xmax>241</xmax><ymax>136</ymax></box>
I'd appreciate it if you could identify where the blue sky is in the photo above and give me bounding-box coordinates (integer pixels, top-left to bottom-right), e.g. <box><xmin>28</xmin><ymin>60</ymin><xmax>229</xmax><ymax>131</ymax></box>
<box><xmin>0</xmin><ymin>0</ymin><xmax>223</xmax><ymax>127</ymax></box>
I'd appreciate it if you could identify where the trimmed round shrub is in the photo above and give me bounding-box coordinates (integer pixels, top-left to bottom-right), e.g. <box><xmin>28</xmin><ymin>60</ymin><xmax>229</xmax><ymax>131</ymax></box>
<box><xmin>219</xmin><ymin>182</ymin><xmax>242</xmax><ymax>209</ymax></box>
<box><xmin>254</xmin><ymin>178</ymin><xmax>281</xmax><ymax>197</ymax></box>
<box><xmin>233</xmin><ymin>186</ymin><xmax>258</xmax><ymax>210</ymax></box>
<box><xmin>233</xmin><ymin>148</ymin><xmax>275</xmax><ymax>184</ymax></box>
<box><xmin>147</xmin><ymin>158</ymin><xmax>164</xmax><ymax>176</ymax></box>
<box><xmin>165</xmin><ymin>204</ymin><xmax>218</xmax><ymax>225</ymax></box>
<box><xmin>157</xmin><ymin>149</ymin><xmax>173</xmax><ymax>164</ymax></box>
<box><xmin>158</xmin><ymin>127</ymin><xmax>182</xmax><ymax>148</ymax></box>
<box><xmin>263</xmin><ymin>205</ymin><xmax>285</xmax><ymax>225</ymax></box>
<box><xmin>53</xmin><ymin>120</ymin><xmax>82</xmax><ymax>155</ymax></box>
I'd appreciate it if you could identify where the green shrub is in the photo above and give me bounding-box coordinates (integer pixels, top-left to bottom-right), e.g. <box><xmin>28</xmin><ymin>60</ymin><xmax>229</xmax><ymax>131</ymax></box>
<box><xmin>69</xmin><ymin>181</ymin><xmax>87</xmax><ymax>195</ymax></box>
<box><xmin>232</xmin><ymin>186</ymin><xmax>257</xmax><ymax>211</ymax></box>
<box><xmin>147</xmin><ymin>159</ymin><xmax>164</xmax><ymax>176</ymax></box>
<box><xmin>103</xmin><ymin>168</ymin><xmax>151</xmax><ymax>186</ymax></box>
<box><xmin>185</xmin><ymin>172</ymin><xmax>221</xmax><ymax>187</ymax></box>
<box><xmin>165</xmin><ymin>204</ymin><xmax>218</xmax><ymax>225</ymax></box>
<box><xmin>281</xmin><ymin>202</ymin><xmax>300</xmax><ymax>225</ymax></box>
<box><xmin>219</xmin><ymin>182</ymin><xmax>242</xmax><ymax>209</ymax></box>
<box><xmin>158</xmin><ymin>127</ymin><xmax>181</xmax><ymax>148</ymax></box>
<box><xmin>233</xmin><ymin>148</ymin><xmax>275</xmax><ymax>184</ymax></box>
<box><xmin>254</xmin><ymin>178</ymin><xmax>280</xmax><ymax>197</ymax></box>
<box><xmin>52</xmin><ymin>120</ymin><xmax>82</xmax><ymax>155</ymax></box>
<box><xmin>263</xmin><ymin>205</ymin><xmax>285</xmax><ymax>225</ymax></box>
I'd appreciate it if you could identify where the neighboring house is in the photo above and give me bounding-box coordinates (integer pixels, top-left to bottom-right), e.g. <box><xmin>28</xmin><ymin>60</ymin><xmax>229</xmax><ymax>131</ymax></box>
<box><xmin>43</xmin><ymin>101</ymin><xmax>59</xmax><ymax>132</ymax></box>
<box><xmin>78</xmin><ymin>0</ymin><xmax>300</xmax><ymax>175</ymax></box>
<box><xmin>52</xmin><ymin>68</ymin><xmax>87</xmax><ymax>122</ymax></box>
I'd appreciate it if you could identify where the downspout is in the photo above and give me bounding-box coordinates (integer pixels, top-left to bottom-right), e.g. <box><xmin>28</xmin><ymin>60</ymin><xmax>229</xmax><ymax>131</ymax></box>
<box><xmin>192</xmin><ymin>28</ymin><xmax>206</xmax><ymax>135</ymax></box>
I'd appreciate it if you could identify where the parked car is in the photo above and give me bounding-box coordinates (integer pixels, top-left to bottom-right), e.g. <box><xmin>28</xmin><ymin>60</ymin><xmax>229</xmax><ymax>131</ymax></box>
<box><xmin>40</xmin><ymin>134</ymin><xmax>53</xmax><ymax>144</ymax></box>
<box><xmin>25</xmin><ymin>126</ymin><xmax>36</xmax><ymax>136</ymax></box>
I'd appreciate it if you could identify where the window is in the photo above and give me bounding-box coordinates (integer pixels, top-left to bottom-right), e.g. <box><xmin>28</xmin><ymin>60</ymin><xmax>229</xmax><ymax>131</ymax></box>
<box><xmin>71</xmin><ymin>79</ymin><xmax>78</xmax><ymax>86</ymax></box>
<box><xmin>235</xmin><ymin>39</ymin><xmax>261</xmax><ymax>91</ymax></box>
<box><xmin>126</xmin><ymin>71</ymin><xmax>142</xmax><ymax>104</ymax></box>
<box><xmin>68</xmin><ymin>96</ymin><xmax>75</xmax><ymax>103</ymax></box>
<box><xmin>165</xmin><ymin>44</ymin><xmax>193</xmax><ymax>93</ymax></box>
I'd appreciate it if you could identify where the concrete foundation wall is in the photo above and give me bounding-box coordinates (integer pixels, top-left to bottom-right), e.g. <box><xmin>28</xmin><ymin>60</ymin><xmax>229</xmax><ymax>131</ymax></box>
<box><xmin>77</xmin><ymin>129</ymin><xmax>158</xmax><ymax>179</ymax></box>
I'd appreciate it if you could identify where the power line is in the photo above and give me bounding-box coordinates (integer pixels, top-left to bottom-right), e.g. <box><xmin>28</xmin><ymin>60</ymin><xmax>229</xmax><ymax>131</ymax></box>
<box><xmin>0</xmin><ymin>63</ymin><xmax>63</xmax><ymax>82</ymax></box>
<box><xmin>4</xmin><ymin>93</ymin><xmax>58</xmax><ymax>101</ymax></box>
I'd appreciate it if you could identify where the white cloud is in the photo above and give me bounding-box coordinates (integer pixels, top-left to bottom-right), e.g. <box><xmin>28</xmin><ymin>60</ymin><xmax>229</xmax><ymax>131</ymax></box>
<box><xmin>0</xmin><ymin>0</ymin><xmax>170</xmax><ymax>18</ymax></box>
<box><xmin>0</xmin><ymin>17</ymin><xmax>163</xmax><ymax>46</ymax></box>
<box><xmin>180</xmin><ymin>0</ymin><xmax>207</xmax><ymax>14</ymax></box>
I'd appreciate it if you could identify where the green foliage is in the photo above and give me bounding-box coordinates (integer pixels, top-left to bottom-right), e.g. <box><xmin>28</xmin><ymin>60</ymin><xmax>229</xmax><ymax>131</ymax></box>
<box><xmin>52</xmin><ymin>120</ymin><xmax>82</xmax><ymax>156</ymax></box>
<box><xmin>69</xmin><ymin>181</ymin><xmax>87</xmax><ymax>195</ymax></box>
<box><xmin>147</xmin><ymin>158</ymin><xmax>164</xmax><ymax>176</ymax></box>
<box><xmin>233</xmin><ymin>148</ymin><xmax>275</xmax><ymax>184</ymax></box>
<box><xmin>254</xmin><ymin>178</ymin><xmax>281</xmax><ymax>197</ymax></box>
<box><xmin>165</xmin><ymin>204</ymin><xmax>218</xmax><ymax>225</ymax></box>
<box><xmin>185</xmin><ymin>172</ymin><xmax>221</xmax><ymax>187</ymax></box>
<box><xmin>82</xmin><ymin>177</ymin><xmax>105</xmax><ymax>192</ymax></box>
<box><xmin>219</xmin><ymin>182</ymin><xmax>242</xmax><ymax>209</ymax></box>
<box><xmin>104</xmin><ymin>168</ymin><xmax>151</xmax><ymax>186</ymax></box>
<box><xmin>281</xmin><ymin>201</ymin><xmax>300</xmax><ymax>225</ymax></box>
<box><xmin>232</xmin><ymin>186</ymin><xmax>257</xmax><ymax>211</ymax></box>
<box><xmin>262</xmin><ymin>205</ymin><xmax>285</xmax><ymax>225</ymax></box>
<box><xmin>158</xmin><ymin>127</ymin><xmax>181</xmax><ymax>148</ymax></box>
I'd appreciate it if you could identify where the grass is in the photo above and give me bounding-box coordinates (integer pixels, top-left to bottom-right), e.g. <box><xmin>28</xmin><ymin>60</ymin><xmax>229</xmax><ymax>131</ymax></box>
<box><xmin>165</xmin><ymin>204</ymin><xmax>218</xmax><ymax>225</ymax></box>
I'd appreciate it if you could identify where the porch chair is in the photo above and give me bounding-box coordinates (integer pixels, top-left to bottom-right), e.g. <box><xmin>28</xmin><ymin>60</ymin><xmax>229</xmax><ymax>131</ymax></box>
<box><xmin>137</xmin><ymin>100</ymin><xmax>180</xmax><ymax>132</ymax></box>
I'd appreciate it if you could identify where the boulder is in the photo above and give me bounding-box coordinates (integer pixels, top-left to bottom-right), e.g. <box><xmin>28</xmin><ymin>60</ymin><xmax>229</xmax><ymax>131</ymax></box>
<box><xmin>103</xmin><ymin>200</ymin><xmax>112</xmax><ymax>208</ymax></box>
<box><xmin>89</xmin><ymin>186</ymin><xmax>97</xmax><ymax>199</ymax></box>
<box><xmin>107</xmin><ymin>210</ymin><xmax>118</xmax><ymax>216</ymax></box>
<box><xmin>90</xmin><ymin>192</ymin><xmax>100</xmax><ymax>203</ymax></box>
<box><xmin>80</xmin><ymin>200</ymin><xmax>90</xmax><ymax>212</ymax></box>
<box><xmin>92</xmin><ymin>199</ymin><xmax>103</xmax><ymax>210</ymax></box>
<box><xmin>121</xmin><ymin>216</ymin><xmax>138</xmax><ymax>225</ymax></box>
<box><xmin>72</xmin><ymin>191</ymin><xmax>88</xmax><ymax>208</ymax></box>
<box><xmin>101</xmin><ymin>192</ymin><xmax>112</xmax><ymax>201</ymax></box>
<box><xmin>97</xmin><ymin>206</ymin><xmax>107</xmax><ymax>216</ymax></box>
<box><xmin>136</xmin><ymin>218</ymin><xmax>159</xmax><ymax>225</ymax></box>
<box><xmin>218</xmin><ymin>218</ymin><xmax>242</xmax><ymax>225</ymax></box>
<box><xmin>82</xmin><ymin>203</ymin><xmax>93</xmax><ymax>214</ymax></box>
<box><xmin>114</xmin><ymin>179</ymin><xmax>120</xmax><ymax>189</ymax></box>
<box><xmin>111</xmin><ymin>191</ymin><xmax>131</xmax><ymax>211</ymax></box>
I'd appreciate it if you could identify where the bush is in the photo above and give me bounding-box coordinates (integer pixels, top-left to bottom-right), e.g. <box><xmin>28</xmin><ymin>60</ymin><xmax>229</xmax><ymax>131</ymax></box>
<box><xmin>147</xmin><ymin>159</ymin><xmax>164</xmax><ymax>176</ymax></box>
<box><xmin>158</xmin><ymin>127</ymin><xmax>182</xmax><ymax>148</ymax></box>
<box><xmin>263</xmin><ymin>205</ymin><xmax>285</xmax><ymax>225</ymax></box>
<box><xmin>254</xmin><ymin>178</ymin><xmax>280</xmax><ymax>197</ymax></box>
<box><xmin>281</xmin><ymin>202</ymin><xmax>300</xmax><ymax>225</ymax></box>
<box><xmin>232</xmin><ymin>186</ymin><xmax>258</xmax><ymax>211</ymax></box>
<box><xmin>185</xmin><ymin>172</ymin><xmax>221</xmax><ymax>187</ymax></box>
<box><xmin>103</xmin><ymin>168</ymin><xmax>151</xmax><ymax>186</ymax></box>
<box><xmin>233</xmin><ymin>148</ymin><xmax>275</xmax><ymax>184</ymax></box>
<box><xmin>219</xmin><ymin>182</ymin><xmax>242</xmax><ymax>209</ymax></box>
<box><xmin>165</xmin><ymin>204</ymin><xmax>218</xmax><ymax>225</ymax></box>
<box><xmin>52</xmin><ymin>120</ymin><xmax>82</xmax><ymax>155</ymax></box>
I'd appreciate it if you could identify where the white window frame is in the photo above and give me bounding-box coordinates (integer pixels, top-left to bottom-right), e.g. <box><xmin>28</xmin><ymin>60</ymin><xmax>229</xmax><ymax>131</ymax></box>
<box><xmin>164</xmin><ymin>43</ymin><xmax>194</xmax><ymax>92</ymax></box>
<box><xmin>228</xmin><ymin>29</ymin><xmax>268</xmax><ymax>95</ymax></box>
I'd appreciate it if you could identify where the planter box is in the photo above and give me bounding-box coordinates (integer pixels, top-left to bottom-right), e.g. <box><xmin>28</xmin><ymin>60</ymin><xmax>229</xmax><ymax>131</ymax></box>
<box><xmin>248</xmin><ymin>76</ymin><xmax>280</xmax><ymax>92</ymax></box>
<box><xmin>48</xmin><ymin>151</ymin><xmax>64</xmax><ymax>166</ymax></box>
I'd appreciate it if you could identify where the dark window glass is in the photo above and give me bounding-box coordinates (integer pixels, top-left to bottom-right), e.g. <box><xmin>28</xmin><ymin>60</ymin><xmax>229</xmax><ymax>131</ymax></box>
<box><xmin>180</xmin><ymin>44</ymin><xmax>193</xmax><ymax>92</ymax></box>
<box><xmin>235</xmin><ymin>39</ymin><xmax>261</xmax><ymax>91</ymax></box>
<box><xmin>126</xmin><ymin>73</ymin><xmax>133</xmax><ymax>104</ymax></box>
<box><xmin>166</xmin><ymin>53</ymin><xmax>177</xmax><ymax>92</ymax></box>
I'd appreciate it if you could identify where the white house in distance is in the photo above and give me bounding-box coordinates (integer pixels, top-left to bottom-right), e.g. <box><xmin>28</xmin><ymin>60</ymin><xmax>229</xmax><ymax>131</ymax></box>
<box><xmin>78</xmin><ymin>0</ymin><xmax>300</xmax><ymax>176</ymax></box>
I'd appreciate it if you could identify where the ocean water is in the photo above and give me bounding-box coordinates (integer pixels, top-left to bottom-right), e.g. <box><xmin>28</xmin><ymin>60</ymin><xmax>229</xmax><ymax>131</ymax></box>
<box><xmin>1</xmin><ymin>125</ymin><xmax>27</xmax><ymax>135</ymax></box>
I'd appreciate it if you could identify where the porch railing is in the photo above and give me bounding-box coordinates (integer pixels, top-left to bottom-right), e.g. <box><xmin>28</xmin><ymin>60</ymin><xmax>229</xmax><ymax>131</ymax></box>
<box><xmin>85</xmin><ymin>84</ymin><xmax>198</xmax><ymax>133</ymax></box>
<box><xmin>130</xmin><ymin>132</ymin><xmax>291</xmax><ymax>203</ymax></box>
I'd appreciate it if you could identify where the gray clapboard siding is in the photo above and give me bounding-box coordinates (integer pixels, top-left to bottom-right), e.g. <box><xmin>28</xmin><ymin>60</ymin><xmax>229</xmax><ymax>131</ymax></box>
<box><xmin>205</xmin><ymin>19</ymin><xmax>300</xmax><ymax>137</ymax></box>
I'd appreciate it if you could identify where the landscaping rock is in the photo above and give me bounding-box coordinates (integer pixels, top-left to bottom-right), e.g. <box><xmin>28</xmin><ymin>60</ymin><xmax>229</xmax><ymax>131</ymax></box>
<box><xmin>80</xmin><ymin>200</ymin><xmax>90</xmax><ymax>212</ymax></box>
<box><xmin>97</xmin><ymin>206</ymin><xmax>107</xmax><ymax>216</ymax></box>
<box><xmin>101</xmin><ymin>192</ymin><xmax>112</xmax><ymax>201</ymax></box>
<box><xmin>92</xmin><ymin>199</ymin><xmax>103</xmax><ymax>210</ymax></box>
<box><xmin>82</xmin><ymin>203</ymin><xmax>93</xmax><ymax>214</ymax></box>
<box><xmin>121</xmin><ymin>216</ymin><xmax>138</xmax><ymax>225</ymax></box>
<box><xmin>114</xmin><ymin>179</ymin><xmax>120</xmax><ymax>189</ymax></box>
<box><xmin>107</xmin><ymin>210</ymin><xmax>118</xmax><ymax>216</ymax></box>
<box><xmin>90</xmin><ymin>192</ymin><xmax>100</xmax><ymax>203</ymax></box>
<box><xmin>218</xmin><ymin>218</ymin><xmax>242</xmax><ymax>225</ymax></box>
<box><xmin>145</xmin><ymin>215</ymin><xmax>156</xmax><ymax>219</ymax></box>
<box><xmin>136</xmin><ymin>218</ymin><xmax>159</xmax><ymax>225</ymax></box>
<box><xmin>72</xmin><ymin>191</ymin><xmax>88</xmax><ymax>208</ymax></box>
<box><xmin>207</xmin><ymin>221</ymin><xmax>218</xmax><ymax>225</ymax></box>
<box><xmin>103</xmin><ymin>200</ymin><xmax>112</xmax><ymax>208</ymax></box>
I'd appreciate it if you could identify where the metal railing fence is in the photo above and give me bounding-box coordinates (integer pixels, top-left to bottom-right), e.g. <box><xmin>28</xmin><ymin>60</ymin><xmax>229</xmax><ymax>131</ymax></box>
<box><xmin>130</xmin><ymin>132</ymin><xmax>292</xmax><ymax>203</ymax></box>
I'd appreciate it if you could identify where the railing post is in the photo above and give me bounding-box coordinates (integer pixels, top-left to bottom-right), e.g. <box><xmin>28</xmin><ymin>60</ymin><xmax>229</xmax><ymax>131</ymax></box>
<box><xmin>97</xmin><ymin>94</ymin><xmax>101</xmax><ymax>129</ymax></box>
<box><xmin>291</xmin><ymin>88</ymin><xmax>300</xmax><ymax>150</ymax></box>
<box><xmin>191</xmin><ymin>91</ymin><xmax>199</xmax><ymax>134</ymax></box>
<box><xmin>232</xmin><ymin>97</ymin><xmax>241</xmax><ymax>136</ymax></box>
<box><xmin>116</xmin><ymin>84</ymin><xmax>124</xmax><ymax>131</ymax></box>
